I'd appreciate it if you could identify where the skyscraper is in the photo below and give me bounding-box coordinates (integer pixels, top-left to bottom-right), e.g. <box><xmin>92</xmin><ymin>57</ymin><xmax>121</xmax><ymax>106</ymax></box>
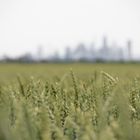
<box><xmin>103</xmin><ymin>36</ymin><xmax>108</xmax><ymax>49</ymax></box>
<box><xmin>127</xmin><ymin>40</ymin><xmax>132</xmax><ymax>61</ymax></box>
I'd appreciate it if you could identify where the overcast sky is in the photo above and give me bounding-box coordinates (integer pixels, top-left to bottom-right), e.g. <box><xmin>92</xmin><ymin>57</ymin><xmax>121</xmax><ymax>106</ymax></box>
<box><xmin>0</xmin><ymin>0</ymin><xmax>140</xmax><ymax>58</ymax></box>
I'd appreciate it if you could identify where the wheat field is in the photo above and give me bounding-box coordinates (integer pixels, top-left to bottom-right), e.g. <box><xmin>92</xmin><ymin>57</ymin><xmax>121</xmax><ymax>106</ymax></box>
<box><xmin>0</xmin><ymin>63</ymin><xmax>140</xmax><ymax>140</ymax></box>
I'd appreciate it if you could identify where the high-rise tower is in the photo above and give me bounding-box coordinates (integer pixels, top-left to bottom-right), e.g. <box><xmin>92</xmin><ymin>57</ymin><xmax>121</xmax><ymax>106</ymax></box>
<box><xmin>127</xmin><ymin>40</ymin><xmax>132</xmax><ymax>61</ymax></box>
<box><xmin>103</xmin><ymin>36</ymin><xmax>108</xmax><ymax>49</ymax></box>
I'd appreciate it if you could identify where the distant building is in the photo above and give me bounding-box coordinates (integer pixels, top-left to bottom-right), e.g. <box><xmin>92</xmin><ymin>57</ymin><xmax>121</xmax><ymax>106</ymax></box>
<box><xmin>98</xmin><ymin>37</ymin><xmax>110</xmax><ymax>61</ymax></box>
<box><xmin>65</xmin><ymin>47</ymin><xmax>72</xmax><ymax>61</ymax></box>
<box><xmin>98</xmin><ymin>37</ymin><xmax>126</xmax><ymax>61</ymax></box>
<box><xmin>127</xmin><ymin>40</ymin><xmax>132</xmax><ymax>61</ymax></box>
<box><xmin>73</xmin><ymin>43</ymin><xmax>88</xmax><ymax>61</ymax></box>
<box><xmin>62</xmin><ymin>37</ymin><xmax>130</xmax><ymax>62</ymax></box>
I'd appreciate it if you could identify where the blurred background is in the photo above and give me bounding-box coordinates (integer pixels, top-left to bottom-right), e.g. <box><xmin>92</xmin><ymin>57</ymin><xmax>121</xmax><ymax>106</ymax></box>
<box><xmin>0</xmin><ymin>0</ymin><xmax>140</xmax><ymax>63</ymax></box>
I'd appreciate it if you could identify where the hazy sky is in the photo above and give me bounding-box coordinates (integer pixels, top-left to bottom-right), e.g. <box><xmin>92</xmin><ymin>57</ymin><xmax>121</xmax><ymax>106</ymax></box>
<box><xmin>0</xmin><ymin>0</ymin><xmax>140</xmax><ymax>58</ymax></box>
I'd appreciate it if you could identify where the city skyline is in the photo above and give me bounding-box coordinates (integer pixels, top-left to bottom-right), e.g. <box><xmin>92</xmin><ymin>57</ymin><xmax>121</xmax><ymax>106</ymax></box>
<box><xmin>1</xmin><ymin>37</ymin><xmax>133</xmax><ymax>62</ymax></box>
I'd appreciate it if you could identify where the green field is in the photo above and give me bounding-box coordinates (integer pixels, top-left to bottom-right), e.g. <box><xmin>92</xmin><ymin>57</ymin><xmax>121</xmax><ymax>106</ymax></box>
<box><xmin>0</xmin><ymin>63</ymin><xmax>140</xmax><ymax>81</ymax></box>
<box><xmin>0</xmin><ymin>63</ymin><xmax>140</xmax><ymax>140</ymax></box>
